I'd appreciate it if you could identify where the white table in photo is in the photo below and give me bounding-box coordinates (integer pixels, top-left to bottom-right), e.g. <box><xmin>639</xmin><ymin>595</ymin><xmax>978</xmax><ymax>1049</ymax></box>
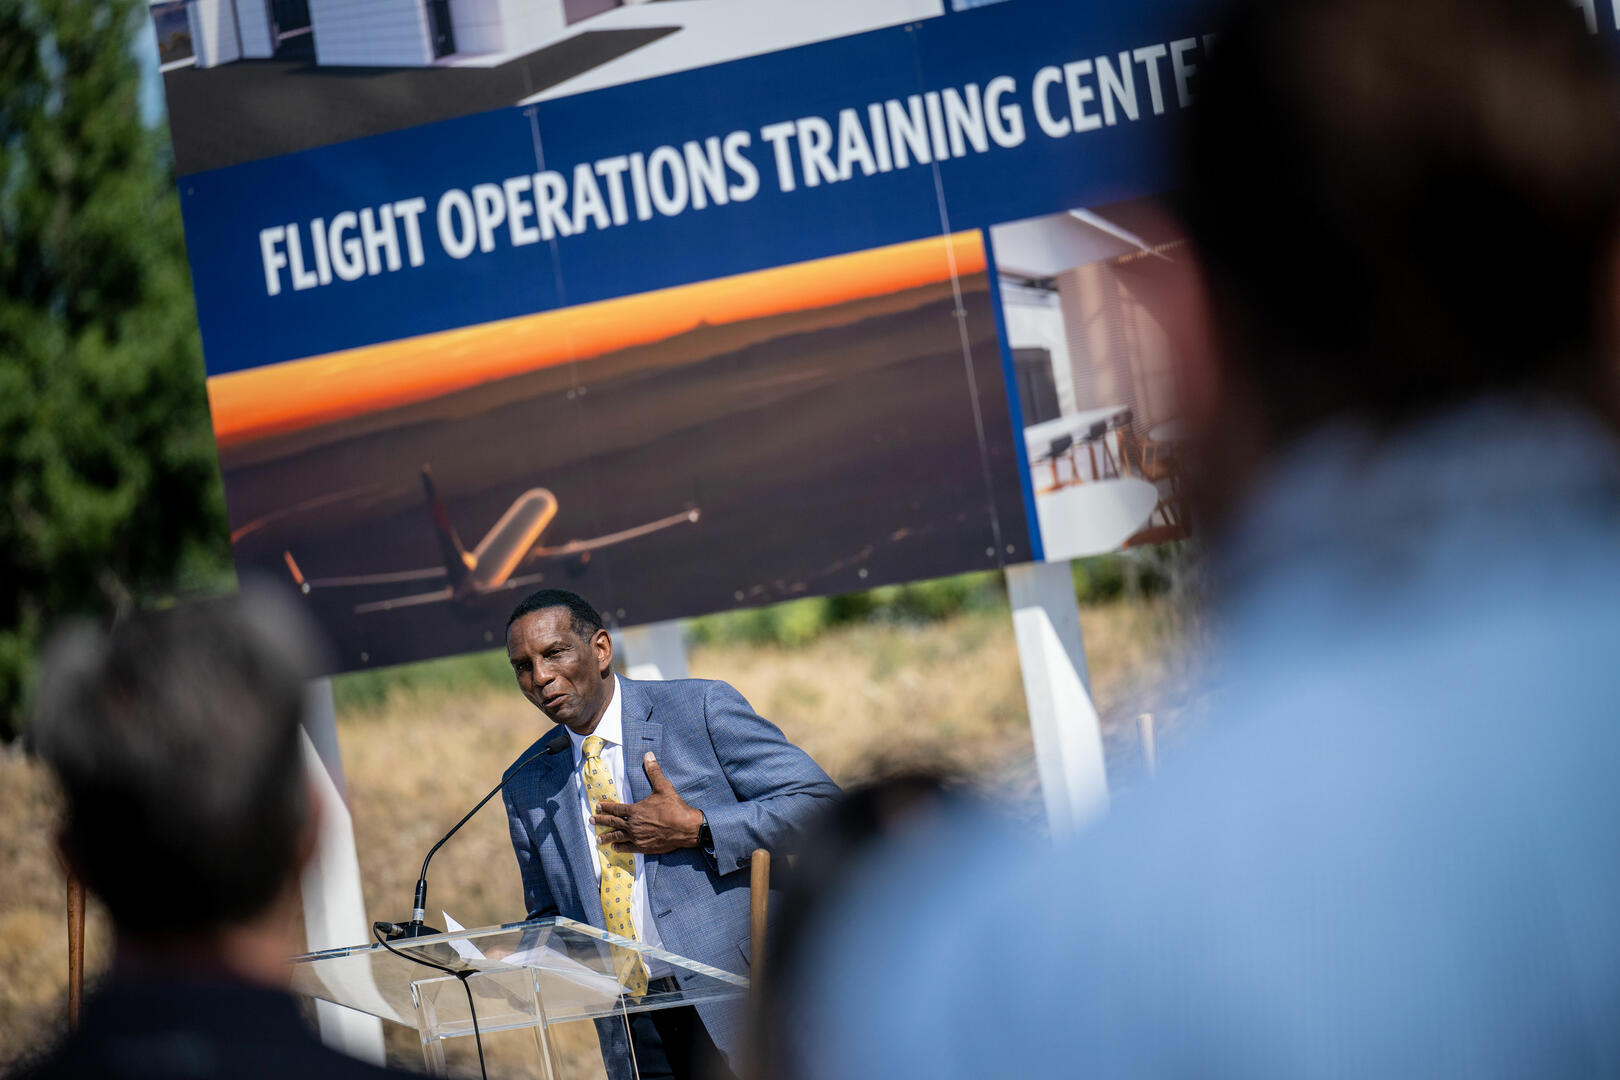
<box><xmin>1033</xmin><ymin>477</ymin><xmax>1160</xmax><ymax>560</ymax></box>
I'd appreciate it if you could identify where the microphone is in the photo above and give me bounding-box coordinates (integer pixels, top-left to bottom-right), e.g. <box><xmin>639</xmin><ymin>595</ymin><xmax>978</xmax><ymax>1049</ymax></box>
<box><xmin>378</xmin><ymin>727</ymin><xmax>571</xmax><ymax>941</ymax></box>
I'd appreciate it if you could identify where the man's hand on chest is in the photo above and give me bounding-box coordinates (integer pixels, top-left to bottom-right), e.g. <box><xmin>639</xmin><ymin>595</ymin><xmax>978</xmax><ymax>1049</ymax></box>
<box><xmin>593</xmin><ymin>751</ymin><xmax>705</xmax><ymax>855</ymax></box>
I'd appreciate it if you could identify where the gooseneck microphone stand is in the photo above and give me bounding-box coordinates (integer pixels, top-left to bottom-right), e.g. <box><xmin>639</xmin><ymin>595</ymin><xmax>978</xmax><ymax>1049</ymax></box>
<box><xmin>369</xmin><ymin>728</ymin><xmax>570</xmax><ymax>1080</ymax></box>
<box><xmin>378</xmin><ymin>728</ymin><xmax>570</xmax><ymax>941</ymax></box>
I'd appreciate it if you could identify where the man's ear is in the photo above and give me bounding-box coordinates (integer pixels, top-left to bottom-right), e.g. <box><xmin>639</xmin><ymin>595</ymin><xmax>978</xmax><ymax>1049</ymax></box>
<box><xmin>594</xmin><ymin>628</ymin><xmax>614</xmax><ymax>676</ymax></box>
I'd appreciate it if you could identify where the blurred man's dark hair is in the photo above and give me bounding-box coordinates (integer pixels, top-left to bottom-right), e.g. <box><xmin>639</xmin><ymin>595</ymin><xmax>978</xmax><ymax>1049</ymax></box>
<box><xmin>1179</xmin><ymin>0</ymin><xmax>1620</xmax><ymax>454</ymax></box>
<box><xmin>758</xmin><ymin>772</ymin><xmax>980</xmax><ymax>1080</ymax></box>
<box><xmin>32</xmin><ymin>594</ymin><xmax>315</xmax><ymax>936</ymax></box>
<box><xmin>20</xmin><ymin>591</ymin><xmax>412</xmax><ymax>1079</ymax></box>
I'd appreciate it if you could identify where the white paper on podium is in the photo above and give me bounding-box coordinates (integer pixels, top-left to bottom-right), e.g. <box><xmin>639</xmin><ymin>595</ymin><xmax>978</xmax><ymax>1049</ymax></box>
<box><xmin>434</xmin><ymin>915</ymin><xmax>640</xmax><ymax>1016</ymax></box>
<box><xmin>441</xmin><ymin>912</ymin><xmax>488</xmax><ymax>962</ymax></box>
<box><xmin>497</xmin><ymin>935</ymin><xmax>626</xmax><ymax>1010</ymax></box>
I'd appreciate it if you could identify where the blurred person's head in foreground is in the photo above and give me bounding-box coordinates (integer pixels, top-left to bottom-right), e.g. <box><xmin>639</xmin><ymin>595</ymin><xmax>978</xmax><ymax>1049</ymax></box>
<box><xmin>756</xmin><ymin>771</ymin><xmax>986</xmax><ymax>1080</ymax></box>
<box><xmin>31</xmin><ymin>586</ymin><xmax>322</xmax><ymax>986</ymax></box>
<box><xmin>784</xmin><ymin>3</ymin><xmax>1620</xmax><ymax>1079</ymax></box>
<box><xmin>1170</xmin><ymin>0</ymin><xmax>1620</xmax><ymax>531</ymax></box>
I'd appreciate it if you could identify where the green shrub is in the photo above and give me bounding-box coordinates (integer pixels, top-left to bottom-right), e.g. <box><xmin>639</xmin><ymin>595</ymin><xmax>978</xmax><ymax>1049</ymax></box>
<box><xmin>1072</xmin><ymin>555</ymin><xmax>1127</xmax><ymax>603</ymax></box>
<box><xmin>337</xmin><ymin>555</ymin><xmax>1186</xmax><ymax>698</ymax></box>
<box><xmin>332</xmin><ymin>649</ymin><xmax>515</xmax><ymax>713</ymax></box>
<box><xmin>1072</xmin><ymin>551</ymin><xmax>1177</xmax><ymax>604</ymax></box>
<box><xmin>688</xmin><ymin>597</ymin><xmax>829</xmax><ymax>648</ymax></box>
<box><xmin>687</xmin><ymin>571</ymin><xmax>1006</xmax><ymax>648</ymax></box>
<box><xmin>875</xmin><ymin>572</ymin><xmax>1004</xmax><ymax>622</ymax></box>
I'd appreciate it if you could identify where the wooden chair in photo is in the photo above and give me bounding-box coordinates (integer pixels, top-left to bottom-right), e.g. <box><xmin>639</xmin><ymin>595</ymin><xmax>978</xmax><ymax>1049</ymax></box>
<box><xmin>1139</xmin><ymin>431</ymin><xmax>1184</xmax><ymax>529</ymax></box>
<box><xmin>1032</xmin><ymin>434</ymin><xmax>1078</xmax><ymax>493</ymax></box>
<box><xmin>1082</xmin><ymin>420</ymin><xmax>1120</xmax><ymax>481</ymax></box>
<box><xmin>1109</xmin><ymin>409</ymin><xmax>1137</xmax><ymax>476</ymax></box>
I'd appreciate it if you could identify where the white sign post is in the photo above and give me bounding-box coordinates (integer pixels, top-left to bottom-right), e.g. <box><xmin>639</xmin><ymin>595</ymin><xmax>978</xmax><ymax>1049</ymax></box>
<box><xmin>298</xmin><ymin>679</ymin><xmax>388</xmax><ymax>1066</ymax></box>
<box><xmin>616</xmin><ymin>620</ymin><xmax>690</xmax><ymax>681</ymax></box>
<box><xmin>1005</xmin><ymin>561</ymin><xmax>1110</xmax><ymax>835</ymax></box>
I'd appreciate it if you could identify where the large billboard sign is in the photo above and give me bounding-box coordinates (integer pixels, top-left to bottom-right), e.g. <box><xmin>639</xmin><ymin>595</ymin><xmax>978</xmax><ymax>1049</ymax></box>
<box><xmin>154</xmin><ymin>0</ymin><xmax>1205</xmax><ymax>670</ymax></box>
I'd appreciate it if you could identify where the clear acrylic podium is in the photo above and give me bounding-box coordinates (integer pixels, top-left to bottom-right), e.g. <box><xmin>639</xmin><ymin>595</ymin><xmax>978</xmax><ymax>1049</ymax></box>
<box><xmin>290</xmin><ymin>916</ymin><xmax>747</xmax><ymax>1078</ymax></box>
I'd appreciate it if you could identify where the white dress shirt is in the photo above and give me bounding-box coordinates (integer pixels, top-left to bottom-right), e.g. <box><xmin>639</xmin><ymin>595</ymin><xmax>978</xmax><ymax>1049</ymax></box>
<box><xmin>566</xmin><ymin>676</ymin><xmax>667</xmax><ymax>968</ymax></box>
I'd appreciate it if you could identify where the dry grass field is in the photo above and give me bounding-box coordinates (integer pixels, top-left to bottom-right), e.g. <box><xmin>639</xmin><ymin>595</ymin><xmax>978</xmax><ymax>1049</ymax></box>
<box><xmin>0</xmin><ymin>598</ymin><xmax>1200</xmax><ymax>1075</ymax></box>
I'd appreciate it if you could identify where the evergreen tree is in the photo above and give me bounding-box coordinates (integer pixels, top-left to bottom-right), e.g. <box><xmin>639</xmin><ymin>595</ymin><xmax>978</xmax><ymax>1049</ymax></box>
<box><xmin>0</xmin><ymin>0</ymin><xmax>232</xmax><ymax>738</ymax></box>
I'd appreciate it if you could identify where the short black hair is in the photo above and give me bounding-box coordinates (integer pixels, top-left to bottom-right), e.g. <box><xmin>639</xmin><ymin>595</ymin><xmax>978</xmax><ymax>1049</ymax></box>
<box><xmin>30</xmin><ymin>589</ymin><xmax>319</xmax><ymax>937</ymax></box>
<box><xmin>506</xmin><ymin>588</ymin><xmax>605</xmax><ymax>640</ymax></box>
<box><xmin>1179</xmin><ymin>0</ymin><xmax>1620</xmax><ymax>440</ymax></box>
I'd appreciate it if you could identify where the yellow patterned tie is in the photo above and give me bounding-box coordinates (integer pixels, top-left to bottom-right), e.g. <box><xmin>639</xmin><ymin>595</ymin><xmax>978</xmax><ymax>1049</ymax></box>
<box><xmin>581</xmin><ymin>735</ymin><xmax>649</xmax><ymax>997</ymax></box>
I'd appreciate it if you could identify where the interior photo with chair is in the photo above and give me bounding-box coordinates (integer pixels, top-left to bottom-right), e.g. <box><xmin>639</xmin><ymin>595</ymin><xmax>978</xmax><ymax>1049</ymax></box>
<box><xmin>992</xmin><ymin>201</ymin><xmax>1193</xmax><ymax>559</ymax></box>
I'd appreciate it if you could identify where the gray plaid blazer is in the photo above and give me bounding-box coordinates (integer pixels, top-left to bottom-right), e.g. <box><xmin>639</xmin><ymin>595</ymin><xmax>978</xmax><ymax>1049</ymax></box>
<box><xmin>502</xmin><ymin>675</ymin><xmax>839</xmax><ymax>1075</ymax></box>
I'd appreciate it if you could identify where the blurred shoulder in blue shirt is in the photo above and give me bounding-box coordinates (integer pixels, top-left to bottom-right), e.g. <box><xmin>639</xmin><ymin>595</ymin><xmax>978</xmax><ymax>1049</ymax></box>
<box><xmin>795</xmin><ymin>402</ymin><xmax>1620</xmax><ymax>1078</ymax></box>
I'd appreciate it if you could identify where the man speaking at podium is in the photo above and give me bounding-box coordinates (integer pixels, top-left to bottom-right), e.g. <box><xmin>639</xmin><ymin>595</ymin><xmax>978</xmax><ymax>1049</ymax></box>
<box><xmin>501</xmin><ymin>589</ymin><xmax>838</xmax><ymax>1080</ymax></box>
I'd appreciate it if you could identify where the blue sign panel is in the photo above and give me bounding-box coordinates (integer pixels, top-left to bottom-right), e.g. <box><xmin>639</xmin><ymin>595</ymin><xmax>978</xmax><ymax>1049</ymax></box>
<box><xmin>179</xmin><ymin>0</ymin><xmax>1211</xmax><ymax>374</ymax></box>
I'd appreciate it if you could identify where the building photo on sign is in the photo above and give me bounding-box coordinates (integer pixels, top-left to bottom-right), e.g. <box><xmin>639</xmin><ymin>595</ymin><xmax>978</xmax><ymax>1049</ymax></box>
<box><xmin>149</xmin><ymin>0</ymin><xmax>944</xmax><ymax>174</ymax></box>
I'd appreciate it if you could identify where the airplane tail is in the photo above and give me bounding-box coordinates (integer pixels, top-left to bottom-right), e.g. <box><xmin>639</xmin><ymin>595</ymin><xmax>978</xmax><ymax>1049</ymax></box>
<box><xmin>421</xmin><ymin>464</ymin><xmax>475</xmax><ymax>591</ymax></box>
<box><xmin>283</xmin><ymin>549</ymin><xmax>310</xmax><ymax>594</ymax></box>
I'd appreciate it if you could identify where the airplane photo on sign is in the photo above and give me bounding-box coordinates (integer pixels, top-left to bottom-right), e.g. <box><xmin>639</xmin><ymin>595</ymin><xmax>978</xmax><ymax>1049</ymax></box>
<box><xmin>282</xmin><ymin>465</ymin><xmax>700</xmax><ymax>615</ymax></box>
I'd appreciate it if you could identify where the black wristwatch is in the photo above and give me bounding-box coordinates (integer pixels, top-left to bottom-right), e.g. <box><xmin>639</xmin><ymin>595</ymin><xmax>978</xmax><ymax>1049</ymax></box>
<box><xmin>697</xmin><ymin>812</ymin><xmax>714</xmax><ymax>853</ymax></box>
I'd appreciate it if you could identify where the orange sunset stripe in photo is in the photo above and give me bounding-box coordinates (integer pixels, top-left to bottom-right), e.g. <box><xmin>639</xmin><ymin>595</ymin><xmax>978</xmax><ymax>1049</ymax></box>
<box><xmin>207</xmin><ymin>232</ymin><xmax>988</xmax><ymax>449</ymax></box>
